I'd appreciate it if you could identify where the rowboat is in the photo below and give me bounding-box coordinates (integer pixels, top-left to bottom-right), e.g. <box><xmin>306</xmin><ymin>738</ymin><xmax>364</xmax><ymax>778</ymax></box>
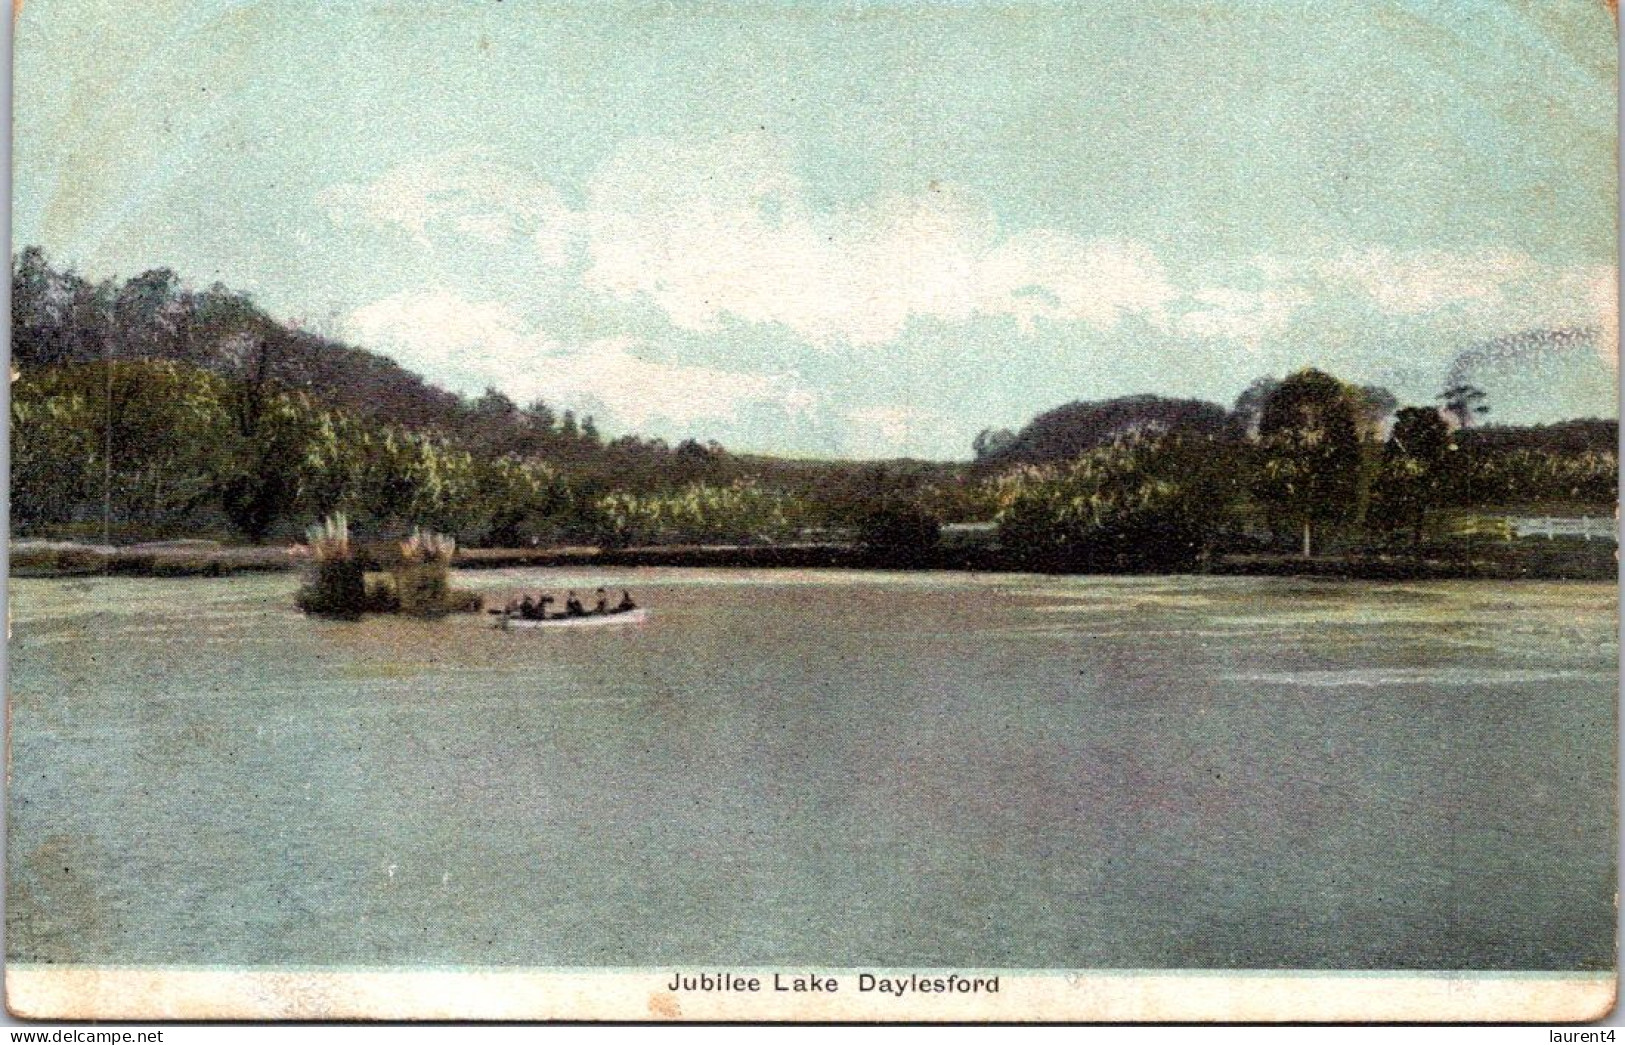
<box><xmin>497</xmin><ymin>607</ymin><xmax>648</xmax><ymax>630</ymax></box>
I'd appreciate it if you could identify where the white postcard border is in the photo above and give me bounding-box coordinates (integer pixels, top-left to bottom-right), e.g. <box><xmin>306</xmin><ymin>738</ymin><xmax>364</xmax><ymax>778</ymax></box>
<box><xmin>5</xmin><ymin>966</ymin><xmax>1615</xmax><ymax>1023</ymax></box>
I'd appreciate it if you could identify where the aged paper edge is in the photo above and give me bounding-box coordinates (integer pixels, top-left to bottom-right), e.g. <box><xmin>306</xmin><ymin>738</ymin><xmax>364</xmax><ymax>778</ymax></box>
<box><xmin>5</xmin><ymin>967</ymin><xmax>1615</xmax><ymax>1023</ymax></box>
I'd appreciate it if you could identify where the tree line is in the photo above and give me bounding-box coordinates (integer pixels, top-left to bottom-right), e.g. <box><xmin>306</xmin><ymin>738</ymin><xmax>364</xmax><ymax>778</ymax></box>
<box><xmin>985</xmin><ymin>369</ymin><xmax>1617</xmax><ymax>571</ymax></box>
<box><xmin>10</xmin><ymin>250</ymin><xmax>1617</xmax><ymax>564</ymax></box>
<box><xmin>10</xmin><ymin>248</ymin><xmax>786</xmax><ymax>529</ymax></box>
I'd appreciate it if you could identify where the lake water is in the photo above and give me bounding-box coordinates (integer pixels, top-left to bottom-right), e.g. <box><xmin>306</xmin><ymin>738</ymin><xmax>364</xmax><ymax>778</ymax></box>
<box><xmin>6</xmin><ymin>569</ymin><xmax>1616</xmax><ymax>970</ymax></box>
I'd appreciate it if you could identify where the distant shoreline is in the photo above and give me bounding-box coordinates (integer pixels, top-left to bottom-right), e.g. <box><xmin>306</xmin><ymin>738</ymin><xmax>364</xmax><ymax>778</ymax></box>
<box><xmin>10</xmin><ymin>538</ymin><xmax>1616</xmax><ymax>582</ymax></box>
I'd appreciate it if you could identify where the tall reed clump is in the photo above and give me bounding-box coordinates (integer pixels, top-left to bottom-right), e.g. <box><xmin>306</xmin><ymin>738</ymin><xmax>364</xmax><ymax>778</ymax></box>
<box><xmin>392</xmin><ymin>528</ymin><xmax>482</xmax><ymax>615</ymax></box>
<box><xmin>294</xmin><ymin>513</ymin><xmax>367</xmax><ymax>617</ymax></box>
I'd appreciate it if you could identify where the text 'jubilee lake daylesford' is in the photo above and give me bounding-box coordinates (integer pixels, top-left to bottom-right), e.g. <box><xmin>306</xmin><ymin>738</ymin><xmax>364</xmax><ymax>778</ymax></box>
<box><xmin>665</xmin><ymin>971</ymin><xmax>1002</xmax><ymax>997</ymax></box>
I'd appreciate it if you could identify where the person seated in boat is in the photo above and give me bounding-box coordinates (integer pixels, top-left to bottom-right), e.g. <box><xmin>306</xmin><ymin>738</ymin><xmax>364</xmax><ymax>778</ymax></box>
<box><xmin>519</xmin><ymin>594</ymin><xmax>537</xmax><ymax>619</ymax></box>
<box><xmin>564</xmin><ymin>591</ymin><xmax>585</xmax><ymax>616</ymax></box>
<box><xmin>536</xmin><ymin>594</ymin><xmax>556</xmax><ymax>619</ymax></box>
<box><xmin>593</xmin><ymin>588</ymin><xmax>608</xmax><ymax>614</ymax></box>
<box><xmin>616</xmin><ymin>589</ymin><xmax>636</xmax><ymax>612</ymax></box>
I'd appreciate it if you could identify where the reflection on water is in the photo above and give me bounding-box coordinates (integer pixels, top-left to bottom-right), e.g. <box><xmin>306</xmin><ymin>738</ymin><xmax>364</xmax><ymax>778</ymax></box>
<box><xmin>6</xmin><ymin>569</ymin><xmax>1617</xmax><ymax>970</ymax></box>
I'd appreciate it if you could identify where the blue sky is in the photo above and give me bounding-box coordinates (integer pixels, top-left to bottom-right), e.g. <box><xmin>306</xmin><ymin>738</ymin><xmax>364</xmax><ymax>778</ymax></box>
<box><xmin>14</xmin><ymin>0</ymin><xmax>1619</xmax><ymax>458</ymax></box>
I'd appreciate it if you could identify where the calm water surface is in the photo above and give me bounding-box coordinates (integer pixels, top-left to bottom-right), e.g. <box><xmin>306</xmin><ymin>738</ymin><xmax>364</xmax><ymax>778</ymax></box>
<box><xmin>6</xmin><ymin>569</ymin><xmax>1616</xmax><ymax>969</ymax></box>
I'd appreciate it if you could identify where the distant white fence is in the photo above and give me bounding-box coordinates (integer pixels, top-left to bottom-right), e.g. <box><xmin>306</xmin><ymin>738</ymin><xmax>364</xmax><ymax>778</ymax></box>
<box><xmin>1505</xmin><ymin>516</ymin><xmax>1618</xmax><ymax>542</ymax></box>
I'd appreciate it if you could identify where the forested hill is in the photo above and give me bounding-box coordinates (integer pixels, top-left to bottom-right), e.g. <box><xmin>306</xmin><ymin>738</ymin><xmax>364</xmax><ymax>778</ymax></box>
<box><xmin>972</xmin><ymin>386</ymin><xmax>1618</xmax><ymax>471</ymax></box>
<box><xmin>12</xmin><ymin>247</ymin><xmax>468</xmax><ymax>432</ymax></box>
<box><xmin>11</xmin><ymin>247</ymin><xmax>683</xmax><ymax>477</ymax></box>
<box><xmin>9</xmin><ymin>249</ymin><xmax>978</xmax><ymax>545</ymax></box>
<box><xmin>971</xmin><ymin>395</ymin><xmax>1233</xmax><ymax>468</ymax></box>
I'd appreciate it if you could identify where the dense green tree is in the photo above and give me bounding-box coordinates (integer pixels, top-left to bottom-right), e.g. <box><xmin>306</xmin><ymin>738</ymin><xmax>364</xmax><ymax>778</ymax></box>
<box><xmin>219</xmin><ymin>384</ymin><xmax>330</xmax><ymax>543</ymax></box>
<box><xmin>596</xmin><ymin>480</ymin><xmax>801</xmax><ymax>546</ymax></box>
<box><xmin>523</xmin><ymin>400</ymin><xmax>557</xmax><ymax>431</ymax></box>
<box><xmin>1439</xmin><ymin>383</ymin><xmax>1490</xmax><ymax>428</ymax></box>
<box><xmin>995</xmin><ymin>433</ymin><xmax>1238</xmax><ymax>571</ymax></box>
<box><xmin>856</xmin><ymin>500</ymin><xmax>941</xmax><ymax>563</ymax></box>
<box><xmin>475</xmin><ymin>456</ymin><xmax>573</xmax><ymax>546</ymax></box>
<box><xmin>1253</xmin><ymin>368</ymin><xmax>1365</xmax><ymax>558</ymax></box>
<box><xmin>1443</xmin><ymin>445</ymin><xmax>1618</xmax><ymax>509</ymax></box>
<box><xmin>975</xmin><ymin>394</ymin><xmax>1231</xmax><ymax>469</ymax></box>
<box><xmin>10</xmin><ymin>385</ymin><xmax>101</xmax><ymax>532</ymax></box>
<box><xmin>1370</xmin><ymin>406</ymin><xmax>1454</xmax><ymax>546</ymax></box>
<box><xmin>415</xmin><ymin>444</ymin><xmax>484</xmax><ymax>538</ymax></box>
<box><xmin>1230</xmin><ymin>376</ymin><xmax>1281</xmax><ymax>438</ymax></box>
<box><xmin>12</xmin><ymin>361</ymin><xmax>238</xmax><ymax>538</ymax></box>
<box><xmin>298</xmin><ymin>409</ymin><xmax>369</xmax><ymax>521</ymax></box>
<box><xmin>1351</xmin><ymin>384</ymin><xmax>1398</xmax><ymax>438</ymax></box>
<box><xmin>580</xmin><ymin>415</ymin><xmax>601</xmax><ymax>446</ymax></box>
<box><xmin>971</xmin><ymin>427</ymin><xmax>1017</xmax><ymax>461</ymax></box>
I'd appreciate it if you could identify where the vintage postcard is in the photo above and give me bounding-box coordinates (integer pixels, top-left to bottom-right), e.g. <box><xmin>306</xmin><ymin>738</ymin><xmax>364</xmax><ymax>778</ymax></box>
<box><xmin>5</xmin><ymin>0</ymin><xmax>1618</xmax><ymax>1024</ymax></box>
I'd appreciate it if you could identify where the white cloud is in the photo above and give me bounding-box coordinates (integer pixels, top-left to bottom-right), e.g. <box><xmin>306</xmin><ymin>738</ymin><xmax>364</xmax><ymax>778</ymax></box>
<box><xmin>348</xmin><ymin>290</ymin><xmax>536</xmax><ymax>376</ymax></box>
<box><xmin>1316</xmin><ymin>248</ymin><xmax>1535</xmax><ymax>315</ymax></box>
<box><xmin>583</xmin><ymin>133</ymin><xmax>1176</xmax><ymax>346</ymax></box>
<box><xmin>343</xmin><ymin>289</ymin><xmax>814</xmax><ymax>429</ymax></box>
<box><xmin>1174</xmin><ymin>284</ymin><xmax>1313</xmax><ymax>349</ymax></box>
<box><xmin>521</xmin><ymin>339</ymin><xmax>816</xmax><ymax>429</ymax></box>
<box><xmin>977</xmin><ymin>232</ymin><xmax>1178</xmax><ymax>334</ymax></box>
<box><xmin>324</xmin><ymin>144</ymin><xmax>1617</xmax><ymax>453</ymax></box>
<box><xmin>325</xmin><ymin>143</ymin><xmax>1615</xmax><ymax>367</ymax></box>
<box><xmin>1173</xmin><ymin>251</ymin><xmax>1617</xmax><ymax>360</ymax></box>
<box><xmin>320</xmin><ymin>152</ymin><xmax>576</xmax><ymax>265</ymax></box>
<box><xmin>1577</xmin><ymin>264</ymin><xmax>1618</xmax><ymax>369</ymax></box>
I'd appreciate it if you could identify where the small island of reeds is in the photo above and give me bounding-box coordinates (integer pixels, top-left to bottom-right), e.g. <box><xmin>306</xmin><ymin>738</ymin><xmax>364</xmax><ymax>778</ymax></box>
<box><xmin>295</xmin><ymin>514</ymin><xmax>483</xmax><ymax>619</ymax></box>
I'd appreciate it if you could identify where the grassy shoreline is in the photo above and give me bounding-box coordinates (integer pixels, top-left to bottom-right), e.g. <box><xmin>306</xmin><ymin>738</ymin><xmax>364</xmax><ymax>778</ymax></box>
<box><xmin>11</xmin><ymin>537</ymin><xmax>1616</xmax><ymax>582</ymax></box>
